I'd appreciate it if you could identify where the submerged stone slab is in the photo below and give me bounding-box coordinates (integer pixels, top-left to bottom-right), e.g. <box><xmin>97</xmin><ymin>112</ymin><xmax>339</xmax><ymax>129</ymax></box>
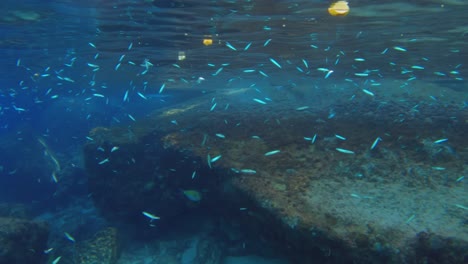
<box><xmin>84</xmin><ymin>86</ymin><xmax>467</xmax><ymax>263</ymax></box>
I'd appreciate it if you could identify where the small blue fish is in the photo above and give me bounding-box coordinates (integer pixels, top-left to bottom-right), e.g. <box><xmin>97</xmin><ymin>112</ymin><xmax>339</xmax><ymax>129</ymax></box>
<box><xmin>225</xmin><ymin>42</ymin><xmax>237</xmax><ymax>51</ymax></box>
<box><xmin>269</xmin><ymin>58</ymin><xmax>282</xmax><ymax>69</ymax></box>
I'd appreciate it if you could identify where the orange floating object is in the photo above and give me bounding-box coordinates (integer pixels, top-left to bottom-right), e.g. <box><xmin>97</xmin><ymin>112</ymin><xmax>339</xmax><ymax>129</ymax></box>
<box><xmin>203</xmin><ymin>38</ymin><xmax>213</xmax><ymax>46</ymax></box>
<box><xmin>328</xmin><ymin>1</ymin><xmax>350</xmax><ymax>16</ymax></box>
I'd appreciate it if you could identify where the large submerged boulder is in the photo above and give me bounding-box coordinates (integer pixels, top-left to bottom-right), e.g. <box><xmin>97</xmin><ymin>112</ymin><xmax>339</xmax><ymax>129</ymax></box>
<box><xmin>84</xmin><ymin>86</ymin><xmax>467</xmax><ymax>263</ymax></box>
<box><xmin>0</xmin><ymin>217</ymin><xmax>49</xmax><ymax>264</ymax></box>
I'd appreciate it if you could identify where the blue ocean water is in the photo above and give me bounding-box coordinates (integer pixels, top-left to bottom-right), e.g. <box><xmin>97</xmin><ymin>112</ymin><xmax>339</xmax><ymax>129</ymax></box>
<box><xmin>0</xmin><ymin>1</ymin><xmax>467</xmax><ymax>263</ymax></box>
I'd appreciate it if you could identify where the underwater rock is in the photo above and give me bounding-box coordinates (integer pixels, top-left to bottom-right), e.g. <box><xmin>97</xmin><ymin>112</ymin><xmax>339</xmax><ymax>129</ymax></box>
<box><xmin>49</xmin><ymin>227</ymin><xmax>119</xmax><ymax>264</ymax></box>
<box><xmin>192</xmin><ymin>236</ymin><xmax>223</xmax><ymax>264</ymax></box>
<box><xmin>181</xmin><ymin>238</ymin><xmax>199</xmax><ymax>264</ymax></box>
<box><xmin>84</xmin><ymin>89</ymin><xmax>467</xmax><ymax>263</ymax></box>
<box><xmin>411</xmin><ymin>231</ymin><xmax>468</xmax><ymax>263</ymax></box>
<box><xmin>0</xmin><ymin>202</ymin><xmax>31</xmax><ymax>218</ymax></box>
<box><xmin>75</xmin><ymin>227</ymin><xmax>120</xmax><ymax>264</ymax></box>
<box><xmin>0</xmin><ymin>217</ymin><xmax>49</xmax><ymax>264</ymax></box>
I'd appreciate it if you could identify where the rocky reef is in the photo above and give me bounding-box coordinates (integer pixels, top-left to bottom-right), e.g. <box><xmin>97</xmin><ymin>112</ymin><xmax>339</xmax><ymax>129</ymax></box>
<box><xmin>84</xmin><ymin>87</ymin><xmax>467</xmax><ymax>263</ymax></box>
<box><xmin>0</xmin><ymin>217</ymin><xmax>49</xmax><ymax>263</ymax></box>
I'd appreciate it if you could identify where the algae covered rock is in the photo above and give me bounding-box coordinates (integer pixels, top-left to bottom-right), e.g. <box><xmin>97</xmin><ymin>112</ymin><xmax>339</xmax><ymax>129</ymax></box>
<box><xmin>75</xmin><ymin>227</ymin><xmax>120</xmax><ymax>264</ymax></box>
<box><xmin>84</xmin><ymin>89</ymin><xmax>468</xmax><ymax>263</ymax></box>
<box><xmin>0</xmin><ymin>217</ymin><xmax>49</xmax><ymax>264</ymax></box>
<box><xmin>49</xmin><ymin>227</ymin><xmax>119</xmax><ymax>264</ymax></box>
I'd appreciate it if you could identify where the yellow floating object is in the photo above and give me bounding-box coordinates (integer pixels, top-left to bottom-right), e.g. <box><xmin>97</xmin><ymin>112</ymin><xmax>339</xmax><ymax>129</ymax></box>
<box><xmin>328</xmin><ymin>1</ymin><xmax>350</xmax><ymax>16</ymax></box>
<box><xmin>203</xmin><ymin>38</ymin><xmax>213</xmax><ymax>46</ymax></box>
<box><xmin>178</xmin><ymin>51</ymin><xmax>186</xmax><ymax>61</ymax></box>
